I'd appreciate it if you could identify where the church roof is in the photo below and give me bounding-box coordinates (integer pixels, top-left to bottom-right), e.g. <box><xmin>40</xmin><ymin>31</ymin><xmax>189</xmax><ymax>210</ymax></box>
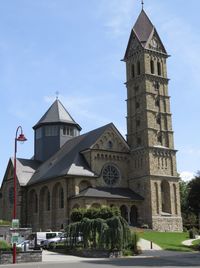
<box><xmin>33</xmin><ymin>99</ymin><xmax>81</xmax><ymax>130</ymax></box>
<box><xmin>71</xmin><ymin>187</ymin><xmax>144</xmax><ymax>201</ymax></box>
<box><xmin>133</xmin><ymin>9</ymin><xmax>154</xmax><ymax>46</ymax></box>
<box><xmin>10</xmin><ymin>158</ymin><xmax>40</xmax><ymax>186</ymax></box>
<box><xmin>28</xmin><ymin>123</ymin><xmax>122</xmax><ymax>185</ymax></box>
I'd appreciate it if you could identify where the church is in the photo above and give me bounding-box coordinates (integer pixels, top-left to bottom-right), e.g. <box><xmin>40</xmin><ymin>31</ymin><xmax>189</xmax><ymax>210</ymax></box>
<box><xmin>0</xmin><ymin>7</ymin><xmax>183</xmax><ymax>232</ymax></box>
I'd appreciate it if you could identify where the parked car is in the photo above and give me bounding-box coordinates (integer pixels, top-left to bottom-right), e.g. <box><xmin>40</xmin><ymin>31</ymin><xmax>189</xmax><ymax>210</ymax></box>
<box><xmin>40</xmin><ymin>233</ymin><xmax>66</xmax><ymax>249</ymax></box>
<box><xmin>28</xmin><ymin>231</ymin><xmax>62</xmax><ymax>248</ymax></box>
<box><xmin>16</xmin><ymin>240</ymin><xmax>32</xmax><ymax>251</ymax></box>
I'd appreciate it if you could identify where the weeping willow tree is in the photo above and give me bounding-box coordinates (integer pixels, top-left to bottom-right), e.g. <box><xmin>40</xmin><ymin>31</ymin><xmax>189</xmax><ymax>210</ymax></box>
<box><xmin>65</xmin><ymin>207</ymin><xmax>131</xmax><ymax>250</ymax></box>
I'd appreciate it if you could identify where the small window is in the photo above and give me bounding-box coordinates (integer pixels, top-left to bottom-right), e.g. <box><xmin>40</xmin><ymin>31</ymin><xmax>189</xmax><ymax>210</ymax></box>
<box><xmin>157</xmin><ymin>134</ymin><xmax>162</xmax><ymax>143</ymax></box>
<box><xmin>155</xmin><ymin>99</ymin><xmax>160</xmax><ymax>107</ymax></box>
<box><xmin>36</xmin><ymin>128</ymin><xmax>42</xmax><ymax>139</ymax></box>
<box><xmin>137</xmin><ymin>61</ymin><xmax>141</xmax><ymax>75</ymax></box>
<box><xmin>136</xmin><ymin>119</ymin><xmax>140</xmax><ymax>127</ymax></box>
<box><xmin>154</xmin><ymin>81</ymin><xmax>160</xmax><ymax>90</ymax></box>
<box><xmin>108</xmin><ymin>141</ymin><xmax>113</xmax><ymax>149</ymax></box>
<box><xmin>157</xmin><ymin>62</ymin><xmax>161</xmax><ymax>76</ymax></box>
<box><xmin>135</xmin><ymin>86</ymin><xmax>139</xmax><ymax>92</ymax></box>
<box><xmin>137</xmin><ymin>137</ymin><xmax>142</xmax><ymax>145</ymax></box>
<box><xmin>131</xmin><ymin>64</ymin><xmax>135</xmax><ymax>78</ymax></box>
<box><xmin>150</xmin><ymin>60</ymin><xmax>154</xmax><ymax>74</ymax></box>
<box><xmin>45</xmin><ymin>126</ymin><xmax>58</xmax><ymax>136</ymax></box>
<box><xmin>136</xmin><ymin>102</ymin><xmax>140</xmax><ymax>109</ymax></box>
<box><xmin>157</xmin><ymin>117</ymin><xmax>161</xmax><ymax>125</ymax></box>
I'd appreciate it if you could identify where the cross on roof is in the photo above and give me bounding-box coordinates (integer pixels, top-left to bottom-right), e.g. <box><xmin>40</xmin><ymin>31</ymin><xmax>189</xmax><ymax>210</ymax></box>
<box><xmin>141</xmin><ymin>0</ymin><xmax>144</xmax><ymax>9</ymax></box>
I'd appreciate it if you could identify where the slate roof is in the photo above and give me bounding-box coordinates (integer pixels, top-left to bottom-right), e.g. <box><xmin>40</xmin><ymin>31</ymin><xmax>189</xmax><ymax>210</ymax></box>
<box><xmin>28</xmin><ymin>123</ymin><xmax>123</xmax><ymax>185</ymax></box>
<box><xmin>133</xmin><ymin>9</ymin><xmax>154</xmax><ymax>46</ymax></box>
<box><xmin>33</xmin><ymin>99</ymin><xmax>81</xmax><ymax>130</ymax></box>
<box><xmin>71</xmin><ymin>187</ymin><xmax>144</xmax><ymax>201</ymax></box>
<box><xmin>10</xmin><ymin>158</ymin><xmax>41</xmax><ymax>186</ymax></box>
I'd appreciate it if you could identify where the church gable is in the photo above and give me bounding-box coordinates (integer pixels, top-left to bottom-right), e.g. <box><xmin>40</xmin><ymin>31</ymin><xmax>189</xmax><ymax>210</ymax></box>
<box><xmin>91</xmin><ymin>125</ymin><xmax>129</xmax><ymax>153</ymax></box>
<box><xmin>124</xmin><ymin>31</ymin><xmax>143</xmax><ymax>60</ymax></box>
<box><xmin>146</xmin><ymin>28</ymin><xmax>167</xmax><ymax>54</ymax></box>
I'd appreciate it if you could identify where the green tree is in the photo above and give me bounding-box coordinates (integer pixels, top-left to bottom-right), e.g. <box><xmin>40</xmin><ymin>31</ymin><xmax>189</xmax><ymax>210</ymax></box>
<box><xmin>179</xmin><ymin>179</ymin><xmax>189</xmax><ymax>212</ymax></box>
<box><xmin>188</xmin><ymin>174</ymin><xmax>200</xmax><ymax>213</ymax></box>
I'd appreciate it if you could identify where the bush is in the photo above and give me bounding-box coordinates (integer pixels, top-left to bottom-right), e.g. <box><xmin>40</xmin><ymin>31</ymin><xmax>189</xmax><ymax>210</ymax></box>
<box><xmin>0</xmin><ymin>240</ymin><xmax>12</xmax><ymax>251</ymax></box>
<box><xmin>189</xmin><ymin>228</ymin><xmax>198</xmax><ymax>239</ymax></box>
<box><xmin>0</xmin><ymin>220</ymin><xmax>11</xmax><ymax>226</ymax></box>
<box><xmin>122</xmin><ymin>249</ymin><xmax>133</xmax><ymax>256</ymax></box>
<box><xmin>70</xmin><ymin>206</ymin><xmax>121</xmax><ymax>222</ymax></box>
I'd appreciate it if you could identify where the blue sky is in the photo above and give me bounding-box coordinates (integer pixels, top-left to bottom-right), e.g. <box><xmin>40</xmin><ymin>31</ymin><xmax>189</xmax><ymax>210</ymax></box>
<box><xmin>1</xmin><ymin>0</ymin><xmax>200</xmax><ymax>184</ymax></box>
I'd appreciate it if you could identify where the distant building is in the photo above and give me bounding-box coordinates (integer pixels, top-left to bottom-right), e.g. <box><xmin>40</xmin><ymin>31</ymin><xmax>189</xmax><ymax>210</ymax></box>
<box><xmin>0</xmin><ymin>8</ymin><xmax>182</xmax><ymax>231</ymax></box>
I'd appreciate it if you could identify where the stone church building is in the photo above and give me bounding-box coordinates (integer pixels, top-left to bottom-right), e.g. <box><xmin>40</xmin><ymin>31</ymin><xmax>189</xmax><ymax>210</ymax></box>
<box><xmin>0</xmin><ymin>8</ymin><xmax>183</xmax><ymax>232</ymax></box>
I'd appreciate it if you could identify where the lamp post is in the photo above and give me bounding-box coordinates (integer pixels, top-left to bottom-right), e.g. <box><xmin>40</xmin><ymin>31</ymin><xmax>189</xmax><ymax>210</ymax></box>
<box><xmin>13</xmin><ymin>126</ymin><xmax>27</xmax><ymax>264</ymax></box>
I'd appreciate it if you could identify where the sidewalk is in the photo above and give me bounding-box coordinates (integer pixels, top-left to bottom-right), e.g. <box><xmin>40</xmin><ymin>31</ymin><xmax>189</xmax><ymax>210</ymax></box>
<box><xmin>138</xmin><ymin>238</ymin><xmax>162</xmax><ymax>250</ymax></box>
<box><xmin>182</xmin><ymin>235</ymin><xmax>200</xmax><ymax>246</ymax></box>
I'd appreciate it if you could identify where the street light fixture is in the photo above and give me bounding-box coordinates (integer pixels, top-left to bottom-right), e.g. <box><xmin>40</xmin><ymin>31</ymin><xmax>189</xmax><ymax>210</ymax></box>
<box><xmin>13</xmin><ymin>126</ymin><xmax>27</xmax><ymax>264</ymax></box>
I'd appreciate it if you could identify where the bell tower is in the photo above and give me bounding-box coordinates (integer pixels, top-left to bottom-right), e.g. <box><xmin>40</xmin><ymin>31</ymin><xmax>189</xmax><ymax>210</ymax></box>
<box><xmin>124</xmin><ymin>9</ymin><xmax>182</xmax><ymax>231</ymax></box>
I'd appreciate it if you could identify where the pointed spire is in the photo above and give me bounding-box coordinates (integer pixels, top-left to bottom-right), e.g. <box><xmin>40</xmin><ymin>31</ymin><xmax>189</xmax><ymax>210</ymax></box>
<box><xmin>133</xmin><ymin>9</ymin><xmax>154</xmax><ymax>46</ymax></box>
<box><xmin>33</xmin><ymin>99</ymin><xmax>81</xmax><ymax>130</ymax></box>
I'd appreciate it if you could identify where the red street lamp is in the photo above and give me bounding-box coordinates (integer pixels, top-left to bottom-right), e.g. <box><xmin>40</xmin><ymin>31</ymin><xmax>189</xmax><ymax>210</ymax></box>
<box><xmin>13</xmin><ymin>126</ymin><xmax>27</xmax><ymax>264</ymax></box>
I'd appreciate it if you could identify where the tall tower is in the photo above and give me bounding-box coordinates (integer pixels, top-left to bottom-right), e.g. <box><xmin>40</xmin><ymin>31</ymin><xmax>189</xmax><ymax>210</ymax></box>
<box><xmin>124</xmin><ymin>9</ymin><xmax>182</xmax><ymax>231</ymax></box>
<box><xmin>33</xmin><ymin>99</ymin><xmax>81</xmax><ymax>162</ymax></box>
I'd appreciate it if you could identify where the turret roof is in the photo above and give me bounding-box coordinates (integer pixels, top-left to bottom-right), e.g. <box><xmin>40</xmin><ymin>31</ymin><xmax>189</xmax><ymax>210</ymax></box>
<box><xmin>33</xmin><ymin>99</ymin><xmax>81</xmax><ymax>130</ymax></box>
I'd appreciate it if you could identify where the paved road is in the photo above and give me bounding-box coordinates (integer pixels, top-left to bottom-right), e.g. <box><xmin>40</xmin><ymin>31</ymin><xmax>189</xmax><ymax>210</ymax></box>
<box><xmin>1</xmin><ymin>250</ymin><xmax>200</xmax><ymax>268</ymax></box>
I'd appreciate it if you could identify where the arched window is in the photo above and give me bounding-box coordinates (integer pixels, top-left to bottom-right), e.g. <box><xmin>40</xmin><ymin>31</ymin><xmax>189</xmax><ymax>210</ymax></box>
<box><xmin>130</xmin><ymin>205</ymin><xmax>138</xmax><ymax>226</ymax></box>
<box><xmin>155</xmin><ymin>99</ymin><xmax>160</xmax><ymax>107</ymax></box>
<box><xmin>157</xmin><ymin>133</ymin><xmax>162</xmax><ymax>144</ymax></box>
<box><xmin>120</xmin><ymin>205</ymin><xmax>128</xmax><ymax>222</ymax></box>
<box><xmin>34</xmin><ymin>193</ymin><xmax>38</xmax><ymax>213</ymax></box>
<box><xmin>46</xmin><ymin>191</ymin><xmax>50</xmax><ymax>211</ymax></box>
<box><xmin>157</xmin><ymin>62</ymin><xmax>161</xmax><ymax>76</ymax></box>
<box><xmin>157</xmin><ymin>116</ymin><xmax>161</xmax><ymax>125</ymax></box>
<box><xmin>161</xmin><ymin>180</ymin><xmax>171</xmax><ymax>214</ymax></box>
<box><xmin>150</xmin><ymin>60</ymin><xmax>154</xmax><ymax>74</ymax></box>
<box><xmin>137</xmin><ymin>61</ymin><xmax>141</xmax><ymax>75</ymax></box>
<box><xmin>173</xmin><ymin>184</ymin><xmax>178</xmax><ymax>215</ymax></box>
<box><xmin>131</xmin><ymin>64</ymin><xmax>135</xmax><ymax>78</ymax></box>
<box><xmin>155</xmin><ymin>183</ymin><xmax>159</xmax><ymax>214</ymax></box>
<box><xmin>59</xmin><ymin>187</ymin><xmax>64</xmax><ymax>209</ymax></box>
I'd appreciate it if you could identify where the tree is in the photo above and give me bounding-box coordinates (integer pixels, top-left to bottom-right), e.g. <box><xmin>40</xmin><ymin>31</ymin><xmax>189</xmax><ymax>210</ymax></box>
<box><xmin>187</xmin><ymin>174</ymin><xmax>200</xmax><ymax>213</ymax></box>
<box><xmin>179</xmin><ymin>179</ymin><xmax>189</xmax><ymax>213</ymax></box>
<box><xmin>66</xmin><ymin>207</ymin><xmax>131</xmax><ymax>250</ymax></box>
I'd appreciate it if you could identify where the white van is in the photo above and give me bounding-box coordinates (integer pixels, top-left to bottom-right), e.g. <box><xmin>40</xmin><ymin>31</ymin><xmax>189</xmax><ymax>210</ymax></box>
<box><xmin>29</xmin><ymin>232</ymin><xmax>62</xmax><ymax>248</ymax></box>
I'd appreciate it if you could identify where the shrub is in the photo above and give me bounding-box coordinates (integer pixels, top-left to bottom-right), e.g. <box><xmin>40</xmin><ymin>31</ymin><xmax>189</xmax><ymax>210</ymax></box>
<box><xmin>0</xmin><ymin>240</ymin><xmax>12</xmax><ymax>251</ymax></box>
<box><xmin>70</xmin><ymin>206</ymin><xmax>121</xmax><ymax>222</ymax></box>
<box><xmin>189</xmin><ymin>228</ymin><xmax>198</xmax><ymax>239</ymax></box>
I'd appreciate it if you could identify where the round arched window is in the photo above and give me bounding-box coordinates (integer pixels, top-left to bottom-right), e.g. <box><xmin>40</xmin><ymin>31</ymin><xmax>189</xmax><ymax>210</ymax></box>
<box><xmin>102</xmin><ymin>165</ymin><xmax>120</xmax><ymax>186</ymax></box>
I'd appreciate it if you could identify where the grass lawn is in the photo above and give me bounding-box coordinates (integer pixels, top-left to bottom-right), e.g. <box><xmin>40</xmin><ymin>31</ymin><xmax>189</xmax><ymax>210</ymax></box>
<box><xmin>138</xmin><ymin>231</ymin><xmax>193</xmax><ymax>252</ymax></box>
<box><xmin>192</xmin><ymin>239</ymin><xmax>200</xmax><ymax>245</ymax></box>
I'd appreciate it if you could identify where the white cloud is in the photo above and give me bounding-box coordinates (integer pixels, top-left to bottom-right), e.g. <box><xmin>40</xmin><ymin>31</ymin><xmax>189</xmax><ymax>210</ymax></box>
<box><xmin>180</xmin><ymin>171</ymin><xmax>194</xmax><ymax>182</ymax></box>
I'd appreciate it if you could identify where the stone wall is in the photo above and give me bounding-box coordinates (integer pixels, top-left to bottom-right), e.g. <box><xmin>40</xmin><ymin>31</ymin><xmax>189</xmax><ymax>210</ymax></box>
<box><xmin>0</xmin><ymin>251</ymin><xmax>42</xmax><ymax>265</ymax></box>
<box><xmin>152</xmin><ymin>216</ymin><xmax>183</xmax><ymax>232</ymax></box>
